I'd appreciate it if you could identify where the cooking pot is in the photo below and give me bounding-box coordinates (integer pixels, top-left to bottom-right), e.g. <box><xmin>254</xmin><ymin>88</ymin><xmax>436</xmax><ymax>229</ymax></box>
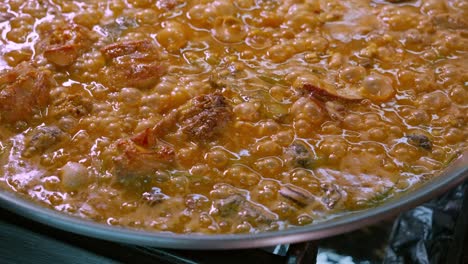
<box><xmin>0</xmin><ymin>152</ymin><xmax>466</xmax><ymax>249</ymax></box>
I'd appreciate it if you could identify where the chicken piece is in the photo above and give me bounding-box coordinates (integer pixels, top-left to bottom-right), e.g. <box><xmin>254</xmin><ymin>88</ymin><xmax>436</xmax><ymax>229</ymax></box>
<box><xmin>23</xmin><ymin>126</ymin><xmax>66</xmax><ymax>156</ymax></box>
<box><xmin>133</xmin><ymin>93</ymin><xmax>232</xmax><ymax>145</ymax></box>
<box><xmin>37</xmin><ymin>23</ymin><xmax>95</xmax><ymax>66</ymax></box>
<box><xmin>0</xmin><ymin>62</ymin><xmax>54</xmax><ymax>123</ymax></box>
<box><xmin>50</xmin><ymin>95</ymin><xmax>93</xmax><ymax>118</ymax></box>
<box><xmin>100</xmin><ymin>40</ymin><xmax>166</xmax><ymax>90</ymax></box>
<box><xmin>112</xmin><ymin>138</ymin><xmax>175</xmax><ymax>188</ymax></box>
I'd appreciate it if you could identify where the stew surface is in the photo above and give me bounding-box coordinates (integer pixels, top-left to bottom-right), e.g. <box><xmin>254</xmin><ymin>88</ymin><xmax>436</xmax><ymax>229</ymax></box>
<box><xmin>0</xmin><ymin>0</ymin><xmax>466</xmax><ymax>234</ymax></box>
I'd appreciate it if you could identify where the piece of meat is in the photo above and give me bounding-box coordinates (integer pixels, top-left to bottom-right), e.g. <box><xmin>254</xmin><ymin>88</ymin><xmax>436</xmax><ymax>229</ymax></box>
<box><xmin>214</xmin><ymin>194</ymin><xmax>244</xmax><ymax>217</ymax></box>
<box><xmin>23</xmin><ymin>126</ymin><xmax>66</xmax><ymax>156</ymax></box>
<box><xmin>279</xmin><ymin>185</ymin><xmax>315</xmax><ymax>207</ymax></box>
<box><xmin>132</xmin><ymin>93</ymin><xmax>232</xmax><ymax>145</ymax></box>
<box><xmin>302</xmin><ymin>83</ymin><xmax>364</xmax><ymax>101</ymax></box>
<box><xmin>213</xmin><ymin>194</ymin><xmax>277</xmax><ymax>224</ymax></box>
<box><xmin>101</xmin><ymin>39</ymin><xmax>156</xmax><ymax>59</ymax></box>
<box><xmin>406</xmin><ymin>134</ymin><xmax>432</xmax><ymax>151</ymax></box>
<box><xmin>295</xmin><ymin>73</ymin><xmax>363</xmax><ymax>101</ymax></box>
<box><xmin>294</xmin><ymin>74</ymin><xmax>362</xmax><ymax>120</ymax></box>
<box><xmin>0</xmin><ymin>62</ymin><xmax>54</xmax><ymax>123</ymax></box>
<box><xmin>132</xmin><ymin>110</ymin><xmax>179</xmax><ymax>147</ymax></box>
<box><xmin>284</xmin><ymin>142</ymin><xmax>316</xmax><ymax>169</ymax></box>
<box><xmin>179</xmin><ymin>93</ymin><xmax>232</xmax><ymax>141</ymax></box>
<box><xmin>112</xmin><ymin>138</ymin><xmax>175</xmax><ymax>188</ymax></box>
<box><xmin>99</xmin><ymin>40</ymin><xmax>166</xmax><ymax>90</ymax></box>
<box><xmin>50</xmin><ymin>95</ymin><xmax>93</xmax><ymax>118</ymax></box>
<box><xmin>37</xmin><ymin>23</ymin><xmax>95</xmax><ymax>66</ymax></box>
<box><xmin>114</xmin><ymin>93</ymin><xmax>231</xmax><ymax>188</ymax></box>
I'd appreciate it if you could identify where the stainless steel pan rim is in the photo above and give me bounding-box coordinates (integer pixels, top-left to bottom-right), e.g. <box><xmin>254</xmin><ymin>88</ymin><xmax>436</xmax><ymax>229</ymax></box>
<box><xmin>0</xmin><ymin>154</ymin><xmax>466</xmax><ymax>250</ymax></box>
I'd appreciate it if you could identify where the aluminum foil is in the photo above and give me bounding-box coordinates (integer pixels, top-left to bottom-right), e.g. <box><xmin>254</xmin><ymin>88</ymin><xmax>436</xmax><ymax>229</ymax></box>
<box><xmin>316</xmin><ymin>183</ymin><xmax>467</xmax><ymax>264</ymax></box>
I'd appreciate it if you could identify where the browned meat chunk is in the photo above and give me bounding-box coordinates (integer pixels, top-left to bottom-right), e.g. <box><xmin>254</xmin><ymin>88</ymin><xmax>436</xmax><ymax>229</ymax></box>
<box><xmin>101</xmin><ymin>39</ymin><xmax>156</xmax><ymax>58</ymax></box>
<box><xmin>133</xmin><ymin>93</ymin><xmax>232</xmax><ymax>145</ymax></box>
<box><xmin>113</xmin><ymin>93</ymin><xmax>230</xmax><ymax>188</ymax></box>
<box><xmin>112</xmin><ymin>138</ymin><xmax>175</xmax><ymax>188</ymax></box>
<box><xmin>0</xmin><ymin>63</ymin><xmax>54</xmax><ymax>123</ymax></box>
<box><xmin>179</xmin><ymin>93</ymin><xmax>232</xmax><ymax>141</ymax></box>
<box><xmin>23</xmin><ymin>126</ymin><xmax>66</xmax><ymax>156</ymax></box>
<box><xmin>50</xmin><ymin>95</ymin><xmax>93</xmax><ymax>118</ymax></box>
<box><xmin>37</xmin><ymin>23</ymin><xmax>95</xmax><ymax>66</ymax></box>
<box><xmin>100</xmin><ymin>40</ymin><xmax>166</xmax><ymax>90</ymax></box>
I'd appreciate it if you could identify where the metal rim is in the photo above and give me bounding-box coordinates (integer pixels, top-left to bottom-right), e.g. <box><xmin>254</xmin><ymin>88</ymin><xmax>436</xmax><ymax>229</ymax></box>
<box><xmin>0</xmin><ymin>154</ymin><xmax>466</xmax><ymax>249</ymax></box>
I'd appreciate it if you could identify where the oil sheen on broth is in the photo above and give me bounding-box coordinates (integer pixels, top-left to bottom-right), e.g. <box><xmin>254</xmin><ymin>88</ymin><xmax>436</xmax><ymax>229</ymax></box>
<box><xmin>0</xmin><ymin>0</ymin><xmax>466</xmax><ymax>234</ymax></box>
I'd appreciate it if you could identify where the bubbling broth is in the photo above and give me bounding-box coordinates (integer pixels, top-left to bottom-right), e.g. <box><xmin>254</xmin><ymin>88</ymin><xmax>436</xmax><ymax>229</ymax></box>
<box><xmin>0</xmin><ymin>0</ymin><xmax>466</xmax><ymax>234</ymax></box>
